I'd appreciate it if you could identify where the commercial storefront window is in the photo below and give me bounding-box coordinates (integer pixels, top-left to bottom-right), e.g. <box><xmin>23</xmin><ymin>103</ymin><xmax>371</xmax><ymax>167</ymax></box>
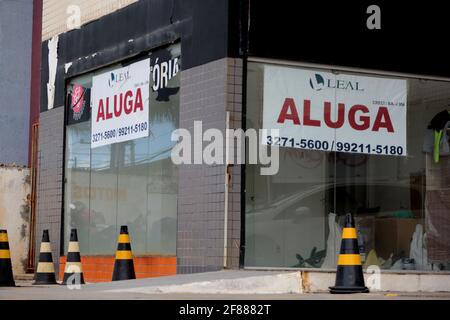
<box><xmin>246</xmin><ymin>61</ymin><xmax>450</xmax><ymax>271</ymax></box>
<box><xmin>64</xmin><ymin>44</ymin><xmax>180</xmax><ymax>256</ymax></box>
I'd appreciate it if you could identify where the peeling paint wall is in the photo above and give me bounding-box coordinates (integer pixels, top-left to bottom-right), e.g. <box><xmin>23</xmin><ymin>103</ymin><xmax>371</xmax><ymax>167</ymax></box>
<box><xmin>0</xmin><ymin>166</ymin><xmax>31</xmax><ymax>275</ymax></box>
<box><xmin>46</xmin><ymin>35</ymin><xmax>58</xmax><ymax>110</ymax></box>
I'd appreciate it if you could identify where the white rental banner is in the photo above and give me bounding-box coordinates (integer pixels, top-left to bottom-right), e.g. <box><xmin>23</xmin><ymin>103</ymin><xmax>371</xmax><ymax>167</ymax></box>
<box><xmin>263</xmin><ymin>65</ymin><xmax>408</xmax><ymax>156</ymax></box>
<box><xmin>91</xmin><ymin>59</ymin><xmax>150</xmax><ymax>148</ymax></box>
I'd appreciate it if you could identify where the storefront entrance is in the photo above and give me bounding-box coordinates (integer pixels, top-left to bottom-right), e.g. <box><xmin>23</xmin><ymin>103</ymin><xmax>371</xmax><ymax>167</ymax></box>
<box><xmin>62</xmin><ymin>44</ymin><xmax>181</xmax><ymax>275</ymax></box>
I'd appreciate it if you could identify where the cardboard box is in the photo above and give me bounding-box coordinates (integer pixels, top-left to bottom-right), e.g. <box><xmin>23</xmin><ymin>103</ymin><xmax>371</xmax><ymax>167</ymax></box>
<box><xmin>375</xmin><ymin>218</ymin><xmax>421</xmax><ymax>260</ymax></box>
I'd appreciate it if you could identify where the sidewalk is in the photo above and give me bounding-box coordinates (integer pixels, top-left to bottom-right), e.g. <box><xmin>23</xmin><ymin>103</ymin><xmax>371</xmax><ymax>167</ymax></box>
<box><xmin>1</xmin><ymin>271</ymin><xmax>450</xmax><ymax>300</ymax></box>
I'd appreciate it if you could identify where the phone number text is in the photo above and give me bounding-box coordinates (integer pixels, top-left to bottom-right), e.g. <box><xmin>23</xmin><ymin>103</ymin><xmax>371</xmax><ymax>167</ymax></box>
<box><xmin>266</xmin><ymin>135</ymin><xmax>405</xmax><ymax>156</ymax></box>
<box><xmin>92</xmin><ymin>122</ymin><xmax>148</xmax><ymax>143</ymax></box>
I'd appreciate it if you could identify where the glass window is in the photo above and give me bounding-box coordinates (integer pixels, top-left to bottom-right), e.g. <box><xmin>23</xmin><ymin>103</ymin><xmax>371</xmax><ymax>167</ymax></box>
<box><xmin>64</xmin><ymin>44</ymin><xmax>181</xmax><ymax>256</ymax></box>
<box><xmin>245</xmin><ymin>63</ymin><xmax>334</xmax><ymax>267</ymax></box>
<box><xmin>64</xmin><ymin>120</ymin><xmax>91</xmax><ymax>254</ymax></box>
<box><xmin>246</xmin><ymin>61</ymin><xmax>450</xmax><ymax>272</ymax></box>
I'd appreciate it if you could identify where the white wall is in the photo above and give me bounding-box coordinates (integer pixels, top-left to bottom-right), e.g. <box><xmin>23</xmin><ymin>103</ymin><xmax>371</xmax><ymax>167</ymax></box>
<box><xmin>0</xmin><ymin>166</ymin><xmax>31</xmax><ymax>275</ymax></box>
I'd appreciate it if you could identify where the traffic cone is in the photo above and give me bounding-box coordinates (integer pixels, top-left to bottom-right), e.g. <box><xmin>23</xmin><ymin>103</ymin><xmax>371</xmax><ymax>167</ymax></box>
<box><xmin>0</xmin><ymin>229</ymin><xmax>15</xmax><ymax>287</ymax></box>
<box><xmin>112</xmin><ymin>226</ymin><xmax>135</xmax><ymax>281</ymax></box>
<box><xmin>329</xmin><ymin>213</ymin><xmax>369</xmax><ymax>294</ymax></box>
<box><xmin>33</xmin><ymin>230</ymin><xmax>57</xmax><ymax>285</ymax></box>
<box><xmin>61</xmin><ymin>229</ymin><xmax>85</xmax><ymax>285</ymax></box>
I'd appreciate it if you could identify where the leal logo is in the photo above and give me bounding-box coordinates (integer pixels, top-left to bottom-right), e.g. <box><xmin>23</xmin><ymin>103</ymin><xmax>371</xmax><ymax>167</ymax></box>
<box><xmin>108</xmin><ymin>69</ymin><xmax>130</xmax><ymax>88</ymax></box>
<box><xmin>309</xmin><ymin>74</ymin><xmax>325</xmax><ymax>91</ymax></box>
<box><xmin>71</xmin><ymin>84</ymin><xmax>85</xmax><ymax>121</ymax></box>
<box><xmin>309</xmin><ymin>73</ymin><xmax>364</xmax><ymax>92</ymax></box>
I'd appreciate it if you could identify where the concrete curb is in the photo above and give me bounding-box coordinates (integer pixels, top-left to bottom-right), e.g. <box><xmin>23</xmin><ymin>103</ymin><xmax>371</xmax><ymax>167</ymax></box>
<box><xmin>302</xmin><ymin>271</ymin><xmax>450</xmax><ymax>293</ymax></box>
<box><xmin>106</xmin><ymin>272</ymin><xmax>303</xmax><ymax>295</ymax></box>
<box><xmin>104</xmin><ymin>270</ymin><xmax>450</xmax><ymax>294</ymax></box>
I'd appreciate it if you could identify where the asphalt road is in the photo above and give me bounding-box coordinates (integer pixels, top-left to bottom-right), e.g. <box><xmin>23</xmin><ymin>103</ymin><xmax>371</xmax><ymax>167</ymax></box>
<box><xmin>0</xmin><ymin>280</ymin><xmax>449</xmax><ymax>300</ymax></box>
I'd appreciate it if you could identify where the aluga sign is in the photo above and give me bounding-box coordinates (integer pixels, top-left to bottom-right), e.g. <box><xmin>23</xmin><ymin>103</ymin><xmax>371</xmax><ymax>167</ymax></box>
<box><xmin>91</xmin><ymin>59</ymin><xmax>150</xmax><ymax>149</ymax></box>
<box><xmin>262</xmin><ymin>66</ymin><xmax>408</xmax><ymax>156</ymax></box>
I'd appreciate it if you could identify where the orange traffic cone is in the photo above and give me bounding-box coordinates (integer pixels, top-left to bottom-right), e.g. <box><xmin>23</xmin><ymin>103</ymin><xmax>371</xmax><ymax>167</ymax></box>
<box><xmin>0</xmin><ymin>230</ymin><xmax>15</xmax><ymax>287</ymax></box>
<box><xmin>329</xmin><ymin>213</ymin><xmax>369</xmax><ymax>294</ymax></box>
<box><xmin>112</xmin><ymin>226</ymin><xmax>135</xmax><ymax>281</ymax></box>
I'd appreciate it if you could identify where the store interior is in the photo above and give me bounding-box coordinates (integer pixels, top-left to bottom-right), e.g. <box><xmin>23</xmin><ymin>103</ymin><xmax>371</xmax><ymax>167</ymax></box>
<box><xmin>245</xmin><ymin>62</ymin><xmax>450</xmax><ymax>271</ymax></box>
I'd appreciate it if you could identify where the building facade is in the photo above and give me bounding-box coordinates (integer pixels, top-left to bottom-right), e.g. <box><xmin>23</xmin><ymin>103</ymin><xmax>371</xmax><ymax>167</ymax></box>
<box><xmin>0</xmin><ymin>0</ymin><xmax>42</xmax><ymax>275</ymax></box>
<box><xmin>36</xmin><ymin>0</ymin><xmax>450</xmax><ymax>283</ymax></box>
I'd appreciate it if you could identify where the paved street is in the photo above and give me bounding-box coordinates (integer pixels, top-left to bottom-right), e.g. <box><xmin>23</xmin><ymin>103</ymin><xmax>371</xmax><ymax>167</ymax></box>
<box><xmin>1</xmin><ymin>279</ymin><xmax>449</xmax><ymax>300</ymax></box>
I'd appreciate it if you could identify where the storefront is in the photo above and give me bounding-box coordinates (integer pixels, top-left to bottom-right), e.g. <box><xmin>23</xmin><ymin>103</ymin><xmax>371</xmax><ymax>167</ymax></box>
<box><xmin>244</xmin><ymin>60</ymin><xmax>450</xmax><ymax>271</ymax></box>
<box><xmin>238</xmin><ymin>2</ymin><xmax>450</xmax><ymax>277</ymax></box>
<box><xmin>36</xmin><ymin>1</ymin><xmax>450</xmax><ymax>284</ymax></box>
<box><xmin>36</xmin><ymin>0</ymin><xmax>242</xmax><ymax>281</ymax></box>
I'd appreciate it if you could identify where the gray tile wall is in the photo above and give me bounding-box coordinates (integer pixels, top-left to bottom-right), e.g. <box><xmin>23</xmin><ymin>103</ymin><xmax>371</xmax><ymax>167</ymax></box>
<box><xmin>177</xmin><ymin>58</ymin><xmax>243</xmax><ymax>273</ymax></box>
<box><xmin>226</xmin><ymin>59</ymin><xmax>243</xmax><ymax>269</ymax></box>
<box><xmin>35</xmin><ymin>106</ymin><xmax>65</xmax><ymax>276</ymax></box>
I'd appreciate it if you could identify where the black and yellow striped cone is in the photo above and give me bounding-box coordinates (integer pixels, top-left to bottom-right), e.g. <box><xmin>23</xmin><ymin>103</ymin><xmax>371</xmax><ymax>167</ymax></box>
<box><xmin>33</xmin><ymin>230</ymin><xmax>57</xmax><ymax>285</ymax></box>
<box><xmin>61</xmin><ymin>229</ymin><xmax>85</xmax><ymax>285</ymax></box>
<box><xmin>329</xmin><ymin>213</ymin><xmax>369</xmax><ymax>294</ymax></box>
<box><xmin>0</xmin><ymin>230</ymin><xmax>15</xmax><ymax>287</ymax></box>
<box><xmin>112</xmin><ymin>226</ymin><xmax>135</xmax><ymax>281</ymax></box>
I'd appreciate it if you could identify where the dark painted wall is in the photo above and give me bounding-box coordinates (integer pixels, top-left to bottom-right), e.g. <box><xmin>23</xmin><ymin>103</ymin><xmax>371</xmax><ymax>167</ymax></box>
<box><xmin>40</xmin><ymin>0</ymin><xmax>450</xmax><ymax>114</ymax></box>
<box><xmin>40</xmin><ymin>0</ymin><xmax>233</xmax><ymax>113</ymax></box>
<box><xmin>247</xmin><ymin>1</ymin><xmax>450</xmax><ymax>77</ymax></box>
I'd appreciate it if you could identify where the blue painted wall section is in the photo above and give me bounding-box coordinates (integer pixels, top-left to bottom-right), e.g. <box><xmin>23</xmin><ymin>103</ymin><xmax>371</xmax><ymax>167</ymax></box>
<box><xmin>0</xmin><ymin>0</ymin><xmax>33</xmax><ymax>165</ymax></box>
